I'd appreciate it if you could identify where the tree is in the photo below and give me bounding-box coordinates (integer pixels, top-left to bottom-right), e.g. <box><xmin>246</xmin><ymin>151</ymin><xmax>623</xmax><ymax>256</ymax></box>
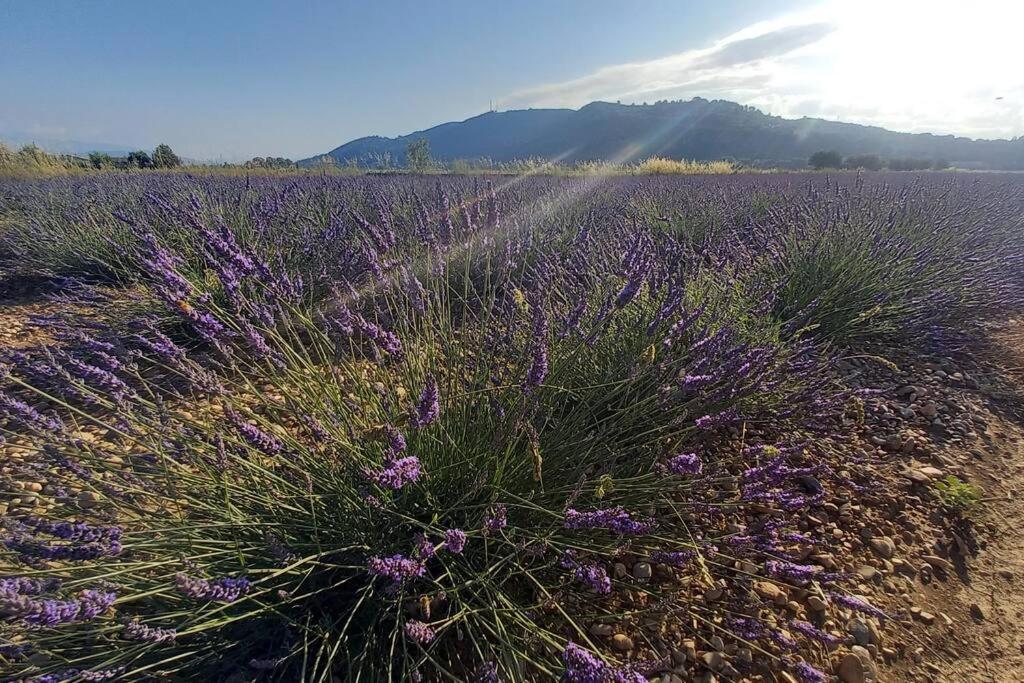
<box><xmin>88</xmin><ymin>152</ymin><xmax>115</xmax><ymax>170</ymax></box>
<box><xmin>809</xmin><ymin>150</ymin><xmax>843</xmax><ymax>169</ymax></box>
<box><xmin>126</xmin><ymin>150</ymin><xmax>152</xmax><ymax>169</ymax></box>
<box><xmin>152</xmin><ymin>144</ymin><xmax>181</xmax><ymax>169</ymax></box>
<box><xmin>405</xmin><ymin>138</ymin><xmax>432</xmax><ymax>172</ymax></box>
<box><xmin>244</xmin><ymin>156</ymin><xmax>294</xmax><ymax>169</ymax></box>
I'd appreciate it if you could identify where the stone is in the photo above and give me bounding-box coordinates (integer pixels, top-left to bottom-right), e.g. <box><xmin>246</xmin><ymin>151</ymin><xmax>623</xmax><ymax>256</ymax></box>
<box><xmin>921</xmin><ymin>555</ymin><xmax>953</xmax><ymax>573</ymax></box>
<box><xmin>969</xmin><ymin>603</ymin><xmax>985</xmax><ymax>621</ymax></box>
<box><xmin>837</xmin><ymin>645</ymin><xmax>877</xmax><ymax>683</ymax></box>
<box><xmin>902</xmin><ymin>469</ymin><xmax>931</xmax><ymax>484</ymax></box>
<box><xmin>837</xmin><ymin>653</ymin><xmax>868</xmax><ymax>683</ymax></box>
<box><xmin>917</xmin><ymin>611</ymin><xmax>936</xmax><ymax>625</ymax></box>
<box><xmin>869</xmin><ymin>537</ymin><xmax>895</xmax><ymax>559</ymax></box>
<box><xmin>856</xmin><ymin>565</ymin><xmax>879</xmax><ymax>581</ymax></box>
<box><xmin>701</xmin><ymin>651</ymin><xmax>723</xmax><ymax>670</ymax></box>
<box><xmin>77</xmin><ymin>491</ymin><xmax>100</xmax><ymax>508</ymax></box>
<box><xmin>847</xmin><ymin>618</ymin><xmax>873</xmax><ymax>646</ymax></box>
<box><xmin>632</xmin><ymin>562</ymin><xmax>653</xmax><ymax>580</ymax></box>
<box><xmin>589</xmin><ymin>623</ymin><xmax>614</xmax><ymax>637</ymax></box>
<box><xmin>703</xmin><ymin>587</ymin><xmax>723</xmax><ymax>602</ymax></box>
<box><xmin>807</xmin><ymin>595</ymin><xmax>828</xmax><ymax>611</ymax></box>
<box><xmin>753</xmin><ymin>581</ymin><xmax>786</xmax><ymax>604</ymax></box>
<box><xmin>611</xmin><ymin>634</ymin><xmax>633</xmax><ymax>651</ymax></box>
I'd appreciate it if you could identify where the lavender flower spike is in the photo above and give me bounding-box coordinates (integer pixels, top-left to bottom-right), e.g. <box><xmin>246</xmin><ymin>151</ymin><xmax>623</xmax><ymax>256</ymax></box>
<box><xmin>413</xmin><ymin>374</ymin><xmax>440</xmax><ymax>427</ymax></box>
<box><xmin>666</xmin><ymin>452</ymin><xmax>702</xmax><ymax>476</ymax></box>
<box><xmin>175</xmin><ymin>573</ymin><xmax>251</xmax><ymax>602</ymax></box>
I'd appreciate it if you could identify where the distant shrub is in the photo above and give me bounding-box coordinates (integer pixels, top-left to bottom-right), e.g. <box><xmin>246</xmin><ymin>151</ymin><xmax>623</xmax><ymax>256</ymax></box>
<box><xmin>808</xmin><ymin>150</ymin><xmax>843</xmax><ymax>169</ymax></box>
<box><xmin>405</xmin><ymin>138</ymin><xmax>434</xmax><ymax>172</ymax></box>
<box><xmin>887</xmin><ymin>157</ymin><xmax>932</xmax><ymax>171</ymax></box>
<box><xmin>244</xmin><ymin>156</ymin><xmax>295</xmax><ymax>169</ymax></box>
<box><xmin>634</xmin><ymin>157</ymin><xmax>736</xmax><ymax>175</ymax></box>
<box><xmin>0</xmin><ymin>142</ymin><xmax>81</xmax><ymax>177</ymax></box>
<box><xmin>152</xmin><ymin>143</ymin><xmax>181</xmax><ymax>168</ymax></box>
<box><xmin>126</xmin><ymin>150</ymin><xmax>153</xmax><ymax>169</ymax></box>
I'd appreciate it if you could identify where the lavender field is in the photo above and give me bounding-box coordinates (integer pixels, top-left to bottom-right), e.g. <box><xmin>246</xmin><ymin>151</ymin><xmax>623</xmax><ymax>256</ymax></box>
<box><xmin>2</xmin><ymin>171</ymin><xmax>1024</xmax><ymax>682</ymax></box>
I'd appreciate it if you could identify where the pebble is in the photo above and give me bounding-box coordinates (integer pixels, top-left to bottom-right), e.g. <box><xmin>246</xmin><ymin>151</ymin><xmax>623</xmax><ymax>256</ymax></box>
<box><xmin>837</xmin><ymin>648</ymin><xmax>874</xmax><ymax>683</ymax></box>
<box><xmin>969</xmin><ymin>603</ymin><xmax>985</xmax><ymax>621</ymax></box>
<box><xmin>847</xmin><ymin>618</ymin><xmax>874</xmax><ymax>646</ymax></box>
<box><xmin>701</xmin><ymin>651</ymin><xmax>723</xmax><ymax>670</ymax></box>
<box><xmin>869</xmin><ymin>537</ymin><xmax>895</xmax><ymax>559</ymax></box>
<box><xmin>77</xmin><ymin>491</ymin><xmax>100</xmax><ymax>508</ymax></box>
<box><xmin>611</xmin><ymin>634</ymin><xmax>633</xmax><ymax>651</ymax></box>
<box><xmin>589</xmin><ymin>623</ymin><xmax>614</xmax><ymax>637</ymax></box>
<box><xmin>856</xmin><ymin>565</ymin><xmax>879</xmax><ymax>581</ymax></box>
<box><xmin>921</xmin><ymin>555</ymin><xmax>953</xmax><ymax>573</ymax></box>
<box><xmin>632</xmin><ymin>562</ymin><xmax>652</xmax><ymax>580</ymax></box>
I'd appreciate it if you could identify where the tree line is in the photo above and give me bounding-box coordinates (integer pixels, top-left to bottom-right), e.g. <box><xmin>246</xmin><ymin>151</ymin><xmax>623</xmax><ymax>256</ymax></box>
<box><xmin>89</xmin><ymin>144</ymin><xmax>181</xmax><ymax>170</ymax></box>
<box><xmin>808</xmin><ymin>150</ymin><xmax>951</xmax><ymax>171</ymax></box>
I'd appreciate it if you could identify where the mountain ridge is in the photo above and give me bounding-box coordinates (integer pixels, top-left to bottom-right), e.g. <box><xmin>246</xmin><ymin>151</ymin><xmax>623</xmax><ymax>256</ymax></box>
<box><xmin>299</xmin><ymin>98</ymin><xmax>1024</xmax><ymax>170</ymax></box>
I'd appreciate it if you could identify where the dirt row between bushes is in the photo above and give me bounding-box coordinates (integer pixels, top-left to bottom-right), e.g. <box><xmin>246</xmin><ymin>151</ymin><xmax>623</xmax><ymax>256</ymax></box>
<box><xmin>830</xmin><ymin>318</ymin><xmax>1024</xmax><ymax>683</ymax></box>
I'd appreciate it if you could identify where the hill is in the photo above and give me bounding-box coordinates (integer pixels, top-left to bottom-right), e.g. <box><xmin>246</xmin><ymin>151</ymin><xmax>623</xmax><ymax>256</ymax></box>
<box><xmin>300</xmin><ymin>98</ymin><xmax>1024</xmax><ymax>170</ymax></box>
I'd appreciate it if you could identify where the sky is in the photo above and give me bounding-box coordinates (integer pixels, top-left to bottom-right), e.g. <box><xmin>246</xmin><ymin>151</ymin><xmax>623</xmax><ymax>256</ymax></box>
<box><xmin>1</xmin><ymin>0</ymin><xmax>1021</xmax><ymax>161</ymax></box>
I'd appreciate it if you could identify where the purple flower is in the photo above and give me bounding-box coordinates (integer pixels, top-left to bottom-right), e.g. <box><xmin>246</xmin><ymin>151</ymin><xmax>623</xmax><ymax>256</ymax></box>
<box><xmin>362</xmin><ymin>455</ymin><xmax>421</xmax><ymax>490</ymax></box>
<box><xmin>483</xmin><ymin>504</ymin><xmax>508</xmax><ymax>535</ymax></box>
<box><xmin>562</xmin><ymin>642</ymin><xmax>608</xmax><ymax>683</ymax></box>
<box><xmin>472</xmin><ymin>661</ymin><xmax>500</xmax><ymax>683</ymax></box>
<box><xmin>0</xmin><ymin>392</ymin><xmax>64</xmax><ymax>433</ymax></box>
<box><xmin>122</xmin><ymin>618</ymin><xmax>177</xmax><ymax>643</ymax></box>
<box><xmin>0</xmin><ymin>577</ymin><xmax>62</xmax><ymax>596</ymax></box>
<box><xmin>680</xmin><ymin>374</ymin><xmax>715</xmax><ymax>390</ymax></box>
<box><xmin>414</xmin><ymin>533</ymin><xmax>436</xmax><ymax>560</ymax></box>
<box><xmin>561</xmin><ymin>643</ymin><xmax>647</xmax><ymax>683</ymax></box>
<box><xmin>384</xmin><ymin>425</ymin><xmax>407</xmax><ymax>454</ymax></box>
<box><xmin>792</xmin><ymin>661</ymin><xmax>829</xmax><ymax>683</ymax></box>
<box><xmin>443</xmin><ymin>528</ymin><xmax>467</xmax><ymax>554</ymax></box>
<box><xmin>695</xmin><ymin>406</ymin><xmax>739</xmax><ymax>430</ymax></box>
<box><xmin>564</xmin><ymin>507</ymin><xmax>655</xmax><ymax>536</ymax></box>
<box><xmin>766</xmin><ymin>560</ymin><xmax>845</xmax><ymax>585</ymax></box>
<box><xmin>403</xmin><ymin>619</ymin><xmax>436</xmax><ymax>644</ymax></box>
<box><xmin>572</xmin><ymin>562</ymin><xmax>611</xmax><ymax>594</ymax></box>
<box><xmin>828</xmin><ymin>592</ymin><xmax>888</xmax><ymax>619</ymax></box>
<box><xmin>649</xmin><ymin>550</ymin><xmax>696</xmax><ymax>566</ymax></box>
<box><xmin>789</xmin><ymin>619</ymin><xmax>843</xmax><ymax>647</ymax></box>
<box><xmin>524</xmin><ymin>300</ymin><xmax>549</xmax><ymax>391</ymax></box>
<box><xmin>413</xmin><ymin>375</ymin><xmax>440</xmax><ymax>427</ymax></box>
<box><xmin>175</xmin><ymin>574</ymin><xmax>250</xmax><ymax>602</ymax></box>
<box><xmin>1</xmin><ymin>588</ymin><xmax>116</xmax><ymax>627</ymax></box>
<box><xmin>367</xmin><ymin>553</ymin><xmax>425</xmax><ymax>585</ymax></box>
<box><xmin>226</xmin><ymin>409</ymin><xmax>283</xmax><ymax>456</ymax></box>
<box><xmin>666</xmin><ymin>452</ymin><xmax>702</xmax><ymax>476</ymax></box>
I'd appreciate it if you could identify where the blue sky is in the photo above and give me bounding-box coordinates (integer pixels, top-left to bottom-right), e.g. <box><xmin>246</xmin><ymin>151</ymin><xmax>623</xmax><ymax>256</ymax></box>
<box><xmin>1</xmin><ymin>0</ymin><xmax>1020</xmax><ymax>160</ymax></box>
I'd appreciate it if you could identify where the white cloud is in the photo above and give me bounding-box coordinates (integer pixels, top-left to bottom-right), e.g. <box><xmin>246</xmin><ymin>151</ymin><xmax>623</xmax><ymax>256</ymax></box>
<box><xmin>501</xmin><ymin>0</ymin><xmax>1024</xmax><ymax>139</ymax></box>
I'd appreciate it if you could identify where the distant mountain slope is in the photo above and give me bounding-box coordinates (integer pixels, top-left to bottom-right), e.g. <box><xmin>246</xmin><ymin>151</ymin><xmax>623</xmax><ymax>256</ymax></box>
<box><xmin>300</xmin><ymin>99</ymin><xmax>1024</xmax><ymax>170</ymax></box>
<box><xmin>0</xmin><ymin>133</ymin><xmax>134</xmax><ymax>157</ymax></box>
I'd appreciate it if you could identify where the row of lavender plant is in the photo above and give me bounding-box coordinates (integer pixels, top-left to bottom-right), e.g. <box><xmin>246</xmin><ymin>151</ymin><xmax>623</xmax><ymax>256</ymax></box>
<box><xmin>1</xmin><ymin>171</ymin><xmax>1022</xmax><ymax>681</ymax></box>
